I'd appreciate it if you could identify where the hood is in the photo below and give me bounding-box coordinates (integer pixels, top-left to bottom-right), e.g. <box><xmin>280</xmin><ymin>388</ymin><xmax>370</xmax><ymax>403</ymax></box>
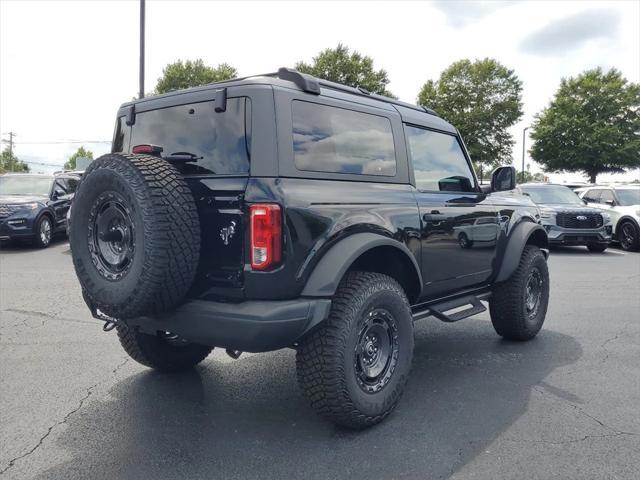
<box><xmin>538</xmin><ymin>203</ymin><xmax>602</xmax><ymax>213</ymax></box>
<box><xmin>0</xmin><ymin>195</ymin><xmax>47</xmax><ymax>205</ymax></box>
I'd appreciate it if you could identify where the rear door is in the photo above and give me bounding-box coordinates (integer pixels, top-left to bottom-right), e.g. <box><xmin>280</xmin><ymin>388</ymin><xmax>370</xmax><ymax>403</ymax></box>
<box><xmin>404</xmin><ymin>125</ymin><xmax>498</xmax><ymax>297</ymax></box>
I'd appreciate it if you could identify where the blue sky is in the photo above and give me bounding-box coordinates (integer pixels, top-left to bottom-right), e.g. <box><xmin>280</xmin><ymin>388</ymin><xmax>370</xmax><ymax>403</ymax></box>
<box><xmin>1</xmin><ymin>0</ymin><xmax>638</xmax><ymax>181</ymax></box>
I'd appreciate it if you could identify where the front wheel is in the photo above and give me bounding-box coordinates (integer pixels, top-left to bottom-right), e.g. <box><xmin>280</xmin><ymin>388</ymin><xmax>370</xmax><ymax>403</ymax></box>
<box><xmin>618</xmin><ymin>221</ymin><xmax>640</xmax><ymax>252</ymax></box>
<box><xmin>489</xmin><ymin>245</ymin><xmax>549</xmax><ymax>341</ymax></box>
<box><xmin>296</xmin><ymin>272</ymin><xmax>414</xmax><ymax>429</ymax></box>
<box><xmin>116</xmin><ymin>323</ymin><xmax>212</xmax><ymax>372</ymax></box>
<box><xmin>33</xmin><ymin>215</ymin><xmax>53</xmax><ymax>248</ymax></box>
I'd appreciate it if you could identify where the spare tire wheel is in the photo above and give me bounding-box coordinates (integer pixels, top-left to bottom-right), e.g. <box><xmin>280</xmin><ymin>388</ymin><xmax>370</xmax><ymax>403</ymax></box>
<box><xmin>70</xmin><ymin>153</ymin><xmax>200</xmax><ymax>319</ymax></box>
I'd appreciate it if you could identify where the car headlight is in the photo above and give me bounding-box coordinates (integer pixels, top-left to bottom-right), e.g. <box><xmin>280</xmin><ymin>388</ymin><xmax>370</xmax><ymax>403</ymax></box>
<box><xmin>540</xmin><ymin>208</ymin><xmax>555</xmax><ymax>219</ymax></box>
<box><xmin>5</xmin><ymin>202</ymin><xmax>39</xmax><ymax>211</ymax></box>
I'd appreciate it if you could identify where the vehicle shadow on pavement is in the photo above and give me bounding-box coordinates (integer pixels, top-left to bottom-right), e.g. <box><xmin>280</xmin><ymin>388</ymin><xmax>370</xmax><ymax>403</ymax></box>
<box><xmin>0</xmin><ymin>237</ymin><xmax>67</xmax><ymax>254</ymax></box>
<box><xmin>35</xmin><ymin>320</ymin><xmax>581</xmax><ymax>480</ymax></box>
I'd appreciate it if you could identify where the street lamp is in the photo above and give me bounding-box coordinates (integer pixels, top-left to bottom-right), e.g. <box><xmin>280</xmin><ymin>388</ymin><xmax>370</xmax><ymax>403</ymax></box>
<box><xmin>521</xmin><ymin>126</ymin><xmax>529</xmax><ymax>182</ymax></box>
<box><xmin>139</xmin><ymin>0</ymin><xmax>145</xmax><ymax>99</ymax></box>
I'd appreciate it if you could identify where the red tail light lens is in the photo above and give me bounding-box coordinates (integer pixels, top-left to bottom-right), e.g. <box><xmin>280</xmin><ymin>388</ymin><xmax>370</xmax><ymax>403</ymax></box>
<box><xmin>132</xmin><ymin>144</ymin><xmax>163</xmax><ymax>155</ymax></box>
<box><xmin>250</xmin><ymin>204</ymin><xmax>282</xmax><ymax>271</ymax></box>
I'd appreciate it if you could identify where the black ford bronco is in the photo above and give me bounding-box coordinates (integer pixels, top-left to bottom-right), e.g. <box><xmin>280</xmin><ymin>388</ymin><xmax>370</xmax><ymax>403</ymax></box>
<box><xmin>70</xmin><ymin>68</ymin><xmax>550</xmax><ymax>429</ymax></box>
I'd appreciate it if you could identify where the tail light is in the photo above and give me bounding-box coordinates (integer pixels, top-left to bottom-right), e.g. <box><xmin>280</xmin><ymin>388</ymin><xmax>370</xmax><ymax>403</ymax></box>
<box><xmin>250</xmin><ymin>204</ymin><xmax>282</xmax><ymax>270</ymax></box>
<box><xmin>132</xmin><ymin>144</ymin><xmax>163</xmax><ymax>155</ymax></box>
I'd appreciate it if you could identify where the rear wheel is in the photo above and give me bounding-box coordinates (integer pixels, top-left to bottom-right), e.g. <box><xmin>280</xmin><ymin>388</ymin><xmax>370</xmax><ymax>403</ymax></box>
<box><xmin>116</xmin><ymin>323</ymin><xmax>212</xmax><ymax>372</ymax></box>
<box><xmin>490</xmin><ymin>245</ymin><xmax>549</xmax><ymax>341</ymax></box>
<box><xmin>618</xmin><ymin>221</ymin><xmax>639</xmax><ymax>252</ymax></box>
<box><xmin>296</xmin><ymin>272</ymin><xmax>414</xmax><ymax>429</ymax></box>
<box><xmin>33</xmin><ymin>215</ymin><xmax>52</xmax><ymax>248</ymax></box>
<box><xmin>587</xmin><ymin>243</ymin><xmax>607</xmax><ymax>253</ymax></box>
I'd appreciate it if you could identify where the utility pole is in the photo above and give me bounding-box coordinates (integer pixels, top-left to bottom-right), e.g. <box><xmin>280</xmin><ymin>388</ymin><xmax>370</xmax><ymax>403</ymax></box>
<box><xmin>139</xmin><ymin>0</ymin><xmax>145</xmax><ymax>99</ymax></box>
<box><xmin>2</xmin><ymin>131</ymin><xmax>16</xmax><ymax>172</ymax></box>
<box><xmin>521</xmin><ymin>126</ymin><xmax>529</xmax><ymax>183</ymax></box>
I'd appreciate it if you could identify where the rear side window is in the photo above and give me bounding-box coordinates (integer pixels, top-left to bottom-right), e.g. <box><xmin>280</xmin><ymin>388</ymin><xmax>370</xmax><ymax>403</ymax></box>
<box><xmin>583</xmin><ymin>189</ymin><xmax>601</xmax><ymax>202</ymax></box>
<box><xmin>292</xmin><ymin>100</ymin><xmax>396</xmax><ymax>177</ymax></box>
<box><xmin>128</xmin><ymin>97</ymin><xmax>251</xmax><ymax>175</ymax></box>
<box><xmin>405</xmin><ymin>125</ymin><xmax>475</xmax><ymax>192</ymax></box>
<box><xmin>113</xmin><ymin>116</ymin><xmax>130</xmax><ymax>153</ymax></box>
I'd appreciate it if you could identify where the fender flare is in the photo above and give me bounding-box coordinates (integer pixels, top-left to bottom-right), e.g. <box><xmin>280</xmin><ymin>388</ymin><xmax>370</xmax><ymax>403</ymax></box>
<box><xmin>615</xmin><ymin>216</ymin><xmax>640</xmax><ymax>236</ymax></box>
<box><xmin>301</xmin><ymin>232</ymin><xmax>422</xmax><ymax>297</ymax></box>
<box><xmin>495</xmin><ymin>221</ymin><xmax>549</xmax><ymax>283</ymax></box>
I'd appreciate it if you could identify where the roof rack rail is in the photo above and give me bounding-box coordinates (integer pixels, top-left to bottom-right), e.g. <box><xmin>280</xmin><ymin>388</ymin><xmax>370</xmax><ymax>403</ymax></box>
<box><xmin>204</xmin><ymin>68</ymin><xmax>438</xmax><ymax>116</ymax></box>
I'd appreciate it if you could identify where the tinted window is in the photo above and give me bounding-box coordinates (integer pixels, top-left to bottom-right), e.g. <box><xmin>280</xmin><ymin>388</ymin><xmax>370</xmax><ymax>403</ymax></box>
<box><xmin>583</xmin><ymin>189</ymin><xmax>601</xmax><ymax>202</ymax></box>
<box><xmin>129</xmin><ymin>98</ymin><xmax>250</xmax><ymax>175</ymax></box>
<box><xmin>112</xmin><ymin>116</ymin><xmax>130</xmax><ymax>153</ymax></box>
<box><xmin>292</xmin><ymin>101</ymin><xmax>396</xmax><ymax>176</ymax></box>
<box><xmin>600</xmin><ymin>190</ymin><xmax>615</xmax><ymax>204</ymax></box>
<box><xmin>616</xmin><ymin>189</ymin><xmax>640</xmax><ymax>206</ymax></box>
<box><xmin>405</xmin><ymin>126</ymin><xmax>475</xmax><ymax>192</ymax></box>
<box><xmin>54</xmin><ymin>179</ymin><xmax>68</xmax><ymax>195</ymax></box>
<box><xmin>65</xmin><ymin>178</ymin><xmax>79</xmax><ymax>194</ymax></box>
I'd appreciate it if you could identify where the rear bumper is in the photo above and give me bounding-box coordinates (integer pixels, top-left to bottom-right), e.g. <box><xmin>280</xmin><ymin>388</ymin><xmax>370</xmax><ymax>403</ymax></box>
<box><xmin>123</xmin><ymin>298</ymin><xmax>332</xmax><ymax>352</ymax></box>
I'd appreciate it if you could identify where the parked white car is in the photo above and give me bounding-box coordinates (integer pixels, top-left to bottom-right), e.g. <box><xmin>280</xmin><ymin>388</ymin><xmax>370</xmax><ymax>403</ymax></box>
<box><xmin>576</xmin><ymin>185</ymin><xmax>640</xmax><ymax>251</ymax></box>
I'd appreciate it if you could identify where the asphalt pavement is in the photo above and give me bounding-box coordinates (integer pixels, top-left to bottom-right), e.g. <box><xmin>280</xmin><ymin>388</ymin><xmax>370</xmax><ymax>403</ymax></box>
<box><xmin>1</xmin><ymin>238</ymin><xmax>639</xmax><ymax>480</ymax></box>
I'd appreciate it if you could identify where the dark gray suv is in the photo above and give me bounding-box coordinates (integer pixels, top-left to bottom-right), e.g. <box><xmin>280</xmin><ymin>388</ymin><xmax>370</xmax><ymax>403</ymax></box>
<box><xmin>518</xmin><ymin>183</ymin><xmax>612</xmax><ymax>252</ymax></box>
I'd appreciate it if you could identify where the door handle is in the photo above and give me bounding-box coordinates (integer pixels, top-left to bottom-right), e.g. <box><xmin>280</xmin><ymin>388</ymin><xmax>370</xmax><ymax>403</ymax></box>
<box><xmin>423</xmin><ymin>210</ymin><xmax>447</xmax><ymax>222</ymax></box>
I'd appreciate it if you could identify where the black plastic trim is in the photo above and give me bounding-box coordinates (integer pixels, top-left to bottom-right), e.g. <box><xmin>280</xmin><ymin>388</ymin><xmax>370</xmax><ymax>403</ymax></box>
<box><xmin>123</xmin><ymin>298</ymin><xmax>332</xmax><ymax>352</ymax></box>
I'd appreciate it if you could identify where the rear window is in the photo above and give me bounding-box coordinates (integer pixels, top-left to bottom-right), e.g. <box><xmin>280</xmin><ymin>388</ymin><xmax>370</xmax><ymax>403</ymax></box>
<box><xmin>292</xmin><ymin>100</ymin><xmax>396</xmax><ymax>177</ymax></box>
<box><xmin>126</xmin><ymin>97</ymin><xmax>251</xmax><ymax>175</ymax></box>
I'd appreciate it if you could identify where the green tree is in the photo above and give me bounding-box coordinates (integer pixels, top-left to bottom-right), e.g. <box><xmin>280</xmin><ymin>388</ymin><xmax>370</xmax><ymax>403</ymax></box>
<box><xmin>530</xmin><ymin>68</ymin><xmax>640</xmax><ymax>183</ymax></box>
<box><xmin>155</xmin><ymin>60</ymin><xmax>237</xmax><ymax>94</ymax></box>
<box><xmin>295</xmin><ymin>44</ymin><xmax>395</xmax><ymax>97</ymax></box>
<box><xmin>64</xmin><ymin>146</ymin><xmax>93</xmax><ymax>170</ymax></box>
<box><xmin>517</xmin><ymin>171</ymin><xmax>545</xmax><ymax>184</ymax></box>
<box><xmin>0</xmin><ymin>147</ymin><xmax>30</xmax><ymax>173</ymax></box>
<box><xmin>417</xmin><ymin>58</ymin><xmax>523</xmax><ymax>172</ymax></box>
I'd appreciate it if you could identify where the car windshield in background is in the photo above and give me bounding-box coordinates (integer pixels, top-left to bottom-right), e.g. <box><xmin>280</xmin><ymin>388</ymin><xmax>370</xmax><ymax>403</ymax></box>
<box><xmin>0</xmin><ymin>176</ymin><xmax>53</xmax><ymax>196</ymax></box>
<box><xmin>520</xmin><ymin>185</ymin><xmax>583</xmax><ymax>204</ymax></box>
<box><xmin>616</xmin><ymin>189</ymin><xmax>640</xmax><ymax>206</ymax></box>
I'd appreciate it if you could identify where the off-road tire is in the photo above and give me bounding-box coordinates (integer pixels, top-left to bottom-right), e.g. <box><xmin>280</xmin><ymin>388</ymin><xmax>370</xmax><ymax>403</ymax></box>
<box><xmin>70</xmin><ymin>153</ymin><xmax>200</xmax><ymax>319</ymax></box>
<box><xmin>33</xmin><ymin>215</ymin><xmax>53</xmax><ymax>248</ymax></box>
<box><xmin>116</xmin><ymin>323</ymin><xmax>212</xmax><ymax>372</ymax></box>
<box><xmin>587</xmin><ymin>243</ymin><xmax>607</xmax><ymax>253</ymax></box>
<box><xmin>618</xmin><ymin>220</ymin><xmax>640</xmax><ymax>252</ymax></box>
<box><xmin>490</xmin><ymin>245</ymin><xmax>549</xmax><ymax>341</ymax></box>
<box><xmin>296</xmin><ymin>272</ymin><xmax>414</xmax><ymax>429</ymax></box>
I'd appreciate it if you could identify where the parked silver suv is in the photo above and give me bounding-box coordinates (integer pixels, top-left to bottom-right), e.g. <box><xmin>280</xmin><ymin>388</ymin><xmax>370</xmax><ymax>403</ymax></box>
<box><xmin>518</xmin><ymin>184</ymin><xmax>612</xmax><ymax>252</ymax></box>
<box><xmin>576</xmin><ymin>185</ymin><xmax>640</xmax><ymax>251</ymax></box>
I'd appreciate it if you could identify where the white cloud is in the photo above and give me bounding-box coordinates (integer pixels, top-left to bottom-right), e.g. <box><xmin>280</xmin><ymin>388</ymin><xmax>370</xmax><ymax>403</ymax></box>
<box><xmin>1</xmin><ymin>0</ymin><xmax>638</xmax><ymax>181</ymax></box>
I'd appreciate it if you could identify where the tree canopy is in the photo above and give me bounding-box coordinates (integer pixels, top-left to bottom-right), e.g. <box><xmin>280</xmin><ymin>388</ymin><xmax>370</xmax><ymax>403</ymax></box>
<box><xmin>64</xmin><ymin>146</ymin><xmax>93</xmax><ymax>171</ymax></box>
<box><xmin>417</xmin><ymin>58</ymin><xmax>523</xmax><ymax>172</ymax></box>
<box><xmin>530</xmin><ymin>68</ymin><xmax>640</xmax><ymax>183</ymax></box>
<box><xmin>295</xmin><ymin>44</ymin><xmax>395</xmax><ymax>97</ymax></box>
<box><xmin>154</xmin><ymin>60</ymin><xmax>237</xmax><ymax>94</ymax></box>
<box><xmin>0</xmin><ymin>147</ymin><xmax>30</xmax><ymax>173</ymax></box>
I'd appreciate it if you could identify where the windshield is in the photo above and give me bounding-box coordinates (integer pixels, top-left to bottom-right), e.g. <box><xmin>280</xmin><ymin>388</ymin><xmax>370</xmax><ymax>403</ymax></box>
<box><xmin>0</xmin><ymin>176</ymin><xmax>53</xmax><ymax>196</ymax></box>
<box><xmin>616</xmin><ymin>189</ymin><xmax>640</xmax><ymax>206</ymax></box>
<box><xmin>520</xmin><ymin>185</ymin><xmax>583</xmax><ymax>205</ymax></box>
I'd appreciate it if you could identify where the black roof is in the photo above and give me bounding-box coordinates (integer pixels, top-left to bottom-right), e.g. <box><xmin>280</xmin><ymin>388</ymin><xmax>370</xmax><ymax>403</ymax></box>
<box><xmin>122</xmin><ymin>67</ymin><xmax>439</xmax><ymax>118</ymax></box>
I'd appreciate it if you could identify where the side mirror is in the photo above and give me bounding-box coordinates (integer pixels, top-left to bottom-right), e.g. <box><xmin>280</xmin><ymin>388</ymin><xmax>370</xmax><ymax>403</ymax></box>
<box><xmin>491</xmin><ymin>166</ymin><xmax>516</xmax><ymax>192</ymax></box>
<box><xmin>605</xmin><ymin>200</ymin><xmax>616</xmax><ymax>207</ymax></box>
<box><xmin>53</xmin><ymin>188</ymin><xmax>65</xmax><ymax>199</ymax></box>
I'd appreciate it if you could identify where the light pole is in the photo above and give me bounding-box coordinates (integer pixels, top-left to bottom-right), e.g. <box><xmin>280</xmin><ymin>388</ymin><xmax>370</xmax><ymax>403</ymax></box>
<box><xmin>139</xmin><ymin>0</ymin><xmax>145</xmax><ymax>99</ymax></box>
<box><xmin>521</xmin><ymin>126</ymin><xmax>529</xmax><ymax>182</ymax></box>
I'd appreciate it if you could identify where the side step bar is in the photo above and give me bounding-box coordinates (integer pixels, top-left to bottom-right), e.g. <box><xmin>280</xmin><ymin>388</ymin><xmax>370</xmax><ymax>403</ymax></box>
<box><xmin>413</xmin><ymin>292</ymin><xmax>491</xmax><ymax>323</ymax></box>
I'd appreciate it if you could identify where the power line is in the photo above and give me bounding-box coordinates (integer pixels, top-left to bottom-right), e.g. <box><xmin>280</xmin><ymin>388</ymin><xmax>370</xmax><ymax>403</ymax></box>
<box><xmin>12</xmin><ymin>140</ymin><xmax>112</xmax><ymax>145</ymax></box>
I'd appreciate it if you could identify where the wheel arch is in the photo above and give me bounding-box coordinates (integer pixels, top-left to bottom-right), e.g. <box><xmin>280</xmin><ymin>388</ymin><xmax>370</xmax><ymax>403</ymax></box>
<box><xmin>301</xmin><ymin>233</ymin><xmax>422</xmax><ymax>303</ymax></box>
<box><xmin>495</xmin><ymin>221</ymin><xmax>549</xmax><ymax>283</ymax></box>
<box><xmin>615</xmin><ymin>216</ymin><xmax>639</xmax><ymax>236</ymax></box>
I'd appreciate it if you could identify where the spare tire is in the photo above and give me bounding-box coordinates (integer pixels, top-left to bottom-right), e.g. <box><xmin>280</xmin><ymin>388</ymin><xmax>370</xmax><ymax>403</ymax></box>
<box><xmin>70</xmin><ymin>153</ymin><xmax>200</xmax><ymax>319</ymax></box>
